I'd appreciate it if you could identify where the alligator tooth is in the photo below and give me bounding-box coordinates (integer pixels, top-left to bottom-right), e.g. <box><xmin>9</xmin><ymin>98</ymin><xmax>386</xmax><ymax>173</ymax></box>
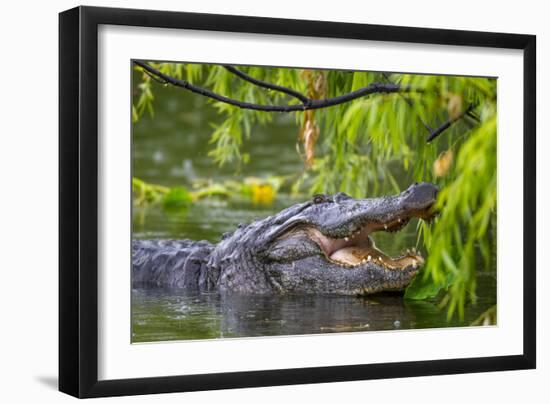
<box><xmin>412</xmin><ymin>260</ymin><xmax>417</xmax><ymax>268</ymax></box>
<box><xmin>367</xmin><ymin>255</ymin><xmax>372</xmax><ymax>261</ymax></box>
<box><xmin>397</xmin><ymin>218</ymin><xmax>402</xmax><ymax>223</ymax></box>
<box><xmin>344</xmin><ymin>237</ymin><xmax>349</xmax><ymax>242</ymax></box>
<box><xmin>378</xmin><ymin>256</ymin><xmax>383</xmax><ymax>262</ymax></box>
<box><xmin>384</xmin><ymin>224</ymin><xmax>388</xmax><ymax>230</ymax></box>
<box><xmin>361</xmin><ymin>259</ymin><xmax>366</xmax><ymax>263</ymax></box>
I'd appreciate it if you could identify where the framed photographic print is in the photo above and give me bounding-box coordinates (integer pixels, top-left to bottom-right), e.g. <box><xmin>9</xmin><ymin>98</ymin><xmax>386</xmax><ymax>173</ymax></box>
<box><xmin>59</xmin><ymin>6</ymin><xmax>536</xmax><ymax>398</ymax></box>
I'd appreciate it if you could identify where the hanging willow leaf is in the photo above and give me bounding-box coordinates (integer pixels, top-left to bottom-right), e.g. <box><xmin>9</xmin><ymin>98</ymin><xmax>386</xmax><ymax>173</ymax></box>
<box><xmin>447</xmin><ymin>93</ymin><xmax>464</xmax><ymax>120</ymax></box>
<box><xmin>299</xmin><ymin>111</ymin><xmax>320</xmax><ymax>168</ymax></box>
<box><xmin>433</xmin><ymin>150</ymin><xmax>454</xmax><ymax>177</ymax></box>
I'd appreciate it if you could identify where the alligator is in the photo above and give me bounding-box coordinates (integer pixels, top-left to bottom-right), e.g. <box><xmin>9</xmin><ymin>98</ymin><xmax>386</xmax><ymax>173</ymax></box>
<box><xmin>132</xmin><ymin>182</ymin><xmax>438</xmax><ymax>295</ymax></box>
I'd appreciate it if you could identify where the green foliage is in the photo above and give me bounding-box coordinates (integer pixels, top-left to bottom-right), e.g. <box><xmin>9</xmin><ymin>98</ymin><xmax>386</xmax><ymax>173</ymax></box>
<box><xmin>162</xmin><ymin>187</ymin><xmax>193</xmax><ymax>211</ymax></box>
<box><xmin>406</xmin><ymin>111</ymin><xmax>497</xmax><ymax>321</ymax></box>
<box><xmin>132</xmin><ymin>177</ymin><xmax>169</xmax><ymax>206</ymax></box>
<box><xmin>133</xmin><ymin>175</ymin><xmax>287</xmax><ymax>210</ymax></box>
<box><xmin>133</xmin><ymin>177</ymin><xmax>192</xmax><ymax>214</ymax></box>
<box><xmin>133</xmin><ymin>63</ymin><xmax>186</xmax><ymax>122</ymax></box>
<box><xmin>133</xmin><ymin>62</ymin><xmax>497</xmax><ymax>320</ymax></box>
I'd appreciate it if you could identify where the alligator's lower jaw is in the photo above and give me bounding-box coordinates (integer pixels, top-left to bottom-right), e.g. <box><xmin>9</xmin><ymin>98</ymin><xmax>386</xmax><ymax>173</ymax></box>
<box><xmin>307</xmin><ymin>227</ymin><xmax>424</xmax><ymax>270</ymax></box>
<box><xmin>329</xmin><ymin>245</ymin><xmax>423</xmax><ymax>269</ymax></box>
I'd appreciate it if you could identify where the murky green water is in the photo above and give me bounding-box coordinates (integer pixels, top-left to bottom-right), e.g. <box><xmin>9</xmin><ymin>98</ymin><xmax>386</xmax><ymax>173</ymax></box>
<box><xmin>132</xmin><ymin>274</ymin><xmax>496</xmax><ymax>342</ymax></box>
<box><xmin>132</xmin><ymin>78</ymin><xmax>496</xmax><ymax>342</ymax></box>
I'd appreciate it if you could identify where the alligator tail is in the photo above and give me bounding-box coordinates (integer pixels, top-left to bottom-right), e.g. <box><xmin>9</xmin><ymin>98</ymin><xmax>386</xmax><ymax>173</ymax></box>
<box><xmin>132</xmin><ymin>239</ymin><xmax>217</xmax><ymax>290</ymax></box>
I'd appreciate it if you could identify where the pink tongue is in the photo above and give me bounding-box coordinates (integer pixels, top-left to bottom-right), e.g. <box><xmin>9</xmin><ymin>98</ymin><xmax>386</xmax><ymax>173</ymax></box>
<box><xmin>330</xmin><ymin>247</ymin><xmax>364</xmax><ymax>265</ymax></box>
<box><xmin>317</xmin><ymin>237</ymin><xmax>348</xmax><ymax>256</ymax></box>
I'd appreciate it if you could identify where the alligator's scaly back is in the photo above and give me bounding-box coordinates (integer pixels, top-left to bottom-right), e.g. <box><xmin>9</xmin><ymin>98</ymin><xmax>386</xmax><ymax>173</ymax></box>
<box><xmin>132</xmin><ymin>239</ymin><xmax>218</xmax><ymax>290</ymax></box>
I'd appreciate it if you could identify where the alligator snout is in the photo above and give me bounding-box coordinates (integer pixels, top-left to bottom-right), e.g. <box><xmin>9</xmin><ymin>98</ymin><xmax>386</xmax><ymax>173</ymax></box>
<box><xmin>402</xmin><ymin>182</ymin><xmax>439</xmax><ymax>211</ymax></box>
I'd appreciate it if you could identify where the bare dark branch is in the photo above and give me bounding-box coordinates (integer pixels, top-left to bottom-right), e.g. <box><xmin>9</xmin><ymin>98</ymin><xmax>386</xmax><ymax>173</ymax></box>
<box><xmin>141</xmin><ymin>68</ymin><xmax>169</xmax><ymax>85</ymax></box>
<box><xmin>134</xmin><ymin>61</ymin><xmax>415</xmax><ymax>113</ymax></box>
<box><xmin>426</xmin><ymin>105</ymin><xmax>475</xmax><ymax>143</ymax></box>
<box><xmin>223</xmin><ymin>65</ymin><xmax>310</xmax><ymax>104</ymax></box>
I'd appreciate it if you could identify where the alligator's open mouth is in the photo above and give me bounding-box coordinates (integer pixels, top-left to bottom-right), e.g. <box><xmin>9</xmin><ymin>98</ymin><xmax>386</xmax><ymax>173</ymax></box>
<box><xmin>285</xmin><ymin>203</ymin><xmax>436</xmax><ymax>271</ymax></box>
<box><xmin>306</xmin><ymin>218</ymin><xmax>425</xmax><ymax>270</ymax></box>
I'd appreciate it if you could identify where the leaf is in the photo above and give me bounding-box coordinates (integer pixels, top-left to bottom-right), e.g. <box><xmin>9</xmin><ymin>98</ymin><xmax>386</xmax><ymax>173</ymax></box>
<box><xmin>433</xmin><ymin>150</ymin><xmax>454</xmax><ymax>177</ymax></box>
<box><xmin>298</xmin><ymin>111</ymin><xmax>320</xmax><ymax>168</ymax></box>
<box><xmin>162</xmin><ymin>187</ymin><xmax>192</xmax><ymax>210</ymax></box>
<box><xmin>405</xmin><ymin>271</ymin><xmax>453</xmax><ymax>300</ymax></box>
<box><xmin>132</xmin><ymin>105</ymin><xmax>139</xmax><ymax>123</ymax></box>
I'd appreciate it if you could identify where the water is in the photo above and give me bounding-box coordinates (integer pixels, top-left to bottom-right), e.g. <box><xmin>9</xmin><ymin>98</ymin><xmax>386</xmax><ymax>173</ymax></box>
<box><xmin>132</xmin><ymin>274</ymin><xmax>496</xmax><ymax>342</ymax></box>
<box><xmin>132</xmin><ymin>76</ymin><xmax>496</xmax><ymax>342</ymax></box>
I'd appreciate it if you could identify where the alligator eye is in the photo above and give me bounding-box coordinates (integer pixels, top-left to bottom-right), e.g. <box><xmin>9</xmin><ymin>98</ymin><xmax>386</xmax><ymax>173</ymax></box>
<box><xmin>313</xmin><ymin>194</ymin><xmax>328</xmax><ymax>204</ymax></box>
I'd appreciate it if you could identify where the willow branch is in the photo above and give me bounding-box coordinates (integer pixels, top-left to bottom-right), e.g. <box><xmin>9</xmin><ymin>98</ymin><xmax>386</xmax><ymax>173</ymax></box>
<box><xmin>134</xmin><ymin>61</ymin><xmax>415</xmax><ymax>112</ymax></box>
<box><xmin>466</xmin><ymin>109</ymin><xmax>481</xmax><ymax>123</ymax></box>
<box><xmin>426</xmin><ymin>105</ymin><xmax>475</xmax><ymax>143</ymax></box>
<box><xmin>222</xmin><ymin>65</ymin><xmax>310</xmax><ymax>103</ymax></box>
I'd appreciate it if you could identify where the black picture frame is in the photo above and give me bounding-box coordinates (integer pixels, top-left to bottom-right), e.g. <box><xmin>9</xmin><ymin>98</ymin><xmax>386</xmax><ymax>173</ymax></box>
<box><xmin>59</xmin><ymin>5</ymin><xmax>536</xmax><ymax>398</ymax></box>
